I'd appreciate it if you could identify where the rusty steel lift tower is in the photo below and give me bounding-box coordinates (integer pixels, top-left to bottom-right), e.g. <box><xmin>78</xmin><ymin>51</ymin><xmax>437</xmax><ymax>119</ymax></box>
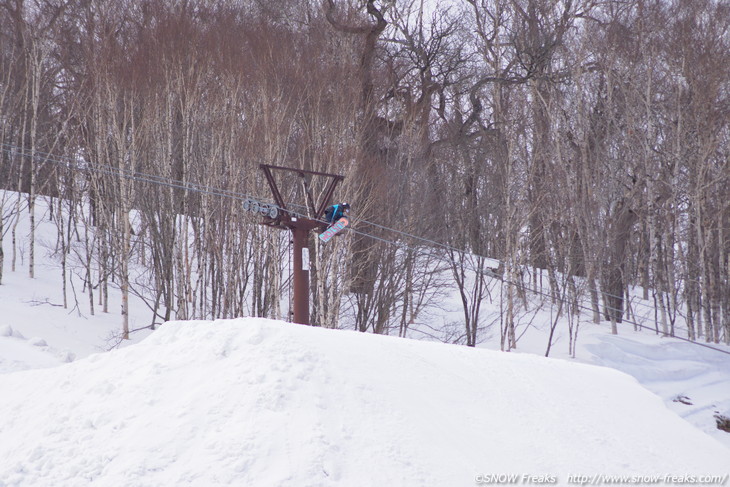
<box><xmin>258</xmin><ymin>164</ymin><xmax>344</xmax><ymax>325</ymax></box>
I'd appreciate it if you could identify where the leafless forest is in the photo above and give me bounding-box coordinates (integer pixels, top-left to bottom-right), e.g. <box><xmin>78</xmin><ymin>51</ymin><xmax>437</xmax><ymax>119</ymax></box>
<box><xmin>1</xmin><ymin>0</ymin><xmax>728</xmax><ymax>347</ymax></box>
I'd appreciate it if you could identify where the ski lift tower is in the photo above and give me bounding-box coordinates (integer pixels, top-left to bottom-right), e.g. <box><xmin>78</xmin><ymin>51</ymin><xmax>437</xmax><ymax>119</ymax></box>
<box><xmin>258</xmin><ymin>164</ymin><xmax>344</xmax><ymax>325</ymax></box>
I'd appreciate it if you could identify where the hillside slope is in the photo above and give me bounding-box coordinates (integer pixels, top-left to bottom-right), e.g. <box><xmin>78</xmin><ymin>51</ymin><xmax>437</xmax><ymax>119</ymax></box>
<box><xmin>0</xmin><ymin>318</ymin><xmax>727</xmax><ymax>486</ymax></box>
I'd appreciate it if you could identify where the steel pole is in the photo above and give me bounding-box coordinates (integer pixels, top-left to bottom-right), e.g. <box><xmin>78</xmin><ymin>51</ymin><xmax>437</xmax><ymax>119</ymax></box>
<box><xmin>291</xmin><ymin>225</ymin><xmax>310</xmax><ymax>325</ymax></box>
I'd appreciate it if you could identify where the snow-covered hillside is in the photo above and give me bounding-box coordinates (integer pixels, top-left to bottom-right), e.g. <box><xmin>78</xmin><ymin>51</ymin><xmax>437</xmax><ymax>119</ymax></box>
<box><xmin>1</xmin><ymin>193</ymin><xmax>729</xmax><ymax>486</ymax></box>
<box><xmin>0</xmin><ymin>318</ymin><xmax>728</xmax><ymax>487</ymax></box>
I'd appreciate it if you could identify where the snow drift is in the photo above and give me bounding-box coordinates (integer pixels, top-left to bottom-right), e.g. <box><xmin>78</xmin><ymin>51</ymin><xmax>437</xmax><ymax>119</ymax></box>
<box><xmin>0</xmin><ymin>318</ymin><xmax>727</xmax><ymax>487</ymax></box>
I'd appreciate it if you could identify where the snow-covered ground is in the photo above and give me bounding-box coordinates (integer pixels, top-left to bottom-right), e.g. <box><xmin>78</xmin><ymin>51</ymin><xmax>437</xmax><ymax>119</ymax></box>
<box><xmin>581</xmin><ymin>327</ymin><xmax>730</xmax><ymax>448</ymax></box>
<box><xmin>498</xmin><ymin>308</ymin><xmax>730</xmax><ymax>451</ymax></box>
<box><xmin>0</xmin><ymin>318</ymin><xmax>728</xmax><ymax>486</ymax></box>
<box><xmin>1</xmin><ymin>194</ymin><xmax>729</xmax><ymax>486</ymax></box>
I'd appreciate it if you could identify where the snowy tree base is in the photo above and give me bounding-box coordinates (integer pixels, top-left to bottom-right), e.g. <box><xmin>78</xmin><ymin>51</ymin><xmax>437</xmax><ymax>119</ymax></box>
<box><xmin>714</xmin><ymin>414</ymin><xmax>730</xmax><ymax>433</ymax></box>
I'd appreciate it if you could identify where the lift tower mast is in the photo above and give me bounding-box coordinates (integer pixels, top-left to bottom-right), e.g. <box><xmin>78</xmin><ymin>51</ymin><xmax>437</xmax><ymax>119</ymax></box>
<box><xmin>259</xmin><ymin>164</ymin><xmax>344</xmax><ymax>325</ymax></box>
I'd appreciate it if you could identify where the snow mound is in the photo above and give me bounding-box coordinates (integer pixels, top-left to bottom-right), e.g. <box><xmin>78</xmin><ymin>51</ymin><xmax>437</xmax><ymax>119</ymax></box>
<box><xmin>0</xmin><ymin>318</ymin><xmax>727</xmax><ymax>486</ymax></box>
<box><xmin>0</xmin><ymin>329</ymin><xmax>66</xmax><ymax>373</ymax></box>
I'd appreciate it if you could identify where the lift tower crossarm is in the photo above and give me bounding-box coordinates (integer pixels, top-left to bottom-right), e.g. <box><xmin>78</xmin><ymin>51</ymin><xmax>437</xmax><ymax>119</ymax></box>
<box><xmin>259</xmin><ymin>164</ymin><xmax>344</xmax><ymax>220</ymax></box>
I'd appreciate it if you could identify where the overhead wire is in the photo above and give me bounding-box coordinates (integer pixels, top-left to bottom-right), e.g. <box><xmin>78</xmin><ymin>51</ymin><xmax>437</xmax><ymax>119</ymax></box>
<box><xmin>342</xmin><ymin>221</ymin><xmax>730</xmax><ymax>356</ymax></box>
<box><xmin>2</xmin><ymin>142</ymin><xmax>728</xmax><ymax>356</ymax></box>
<box><xmin>354</xmin><ymin>207</ymin><xmax>682</xmax><ymax>327</ymax></box>
<box><xmin>0</xmin><ymin>145</ymin><xmax>707</xmax><ymax>309</ymax></box>
<box><xmin>344</xmin><ymin>210</ymin><xmax>687</xmax><ymax>331</ymax></box>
